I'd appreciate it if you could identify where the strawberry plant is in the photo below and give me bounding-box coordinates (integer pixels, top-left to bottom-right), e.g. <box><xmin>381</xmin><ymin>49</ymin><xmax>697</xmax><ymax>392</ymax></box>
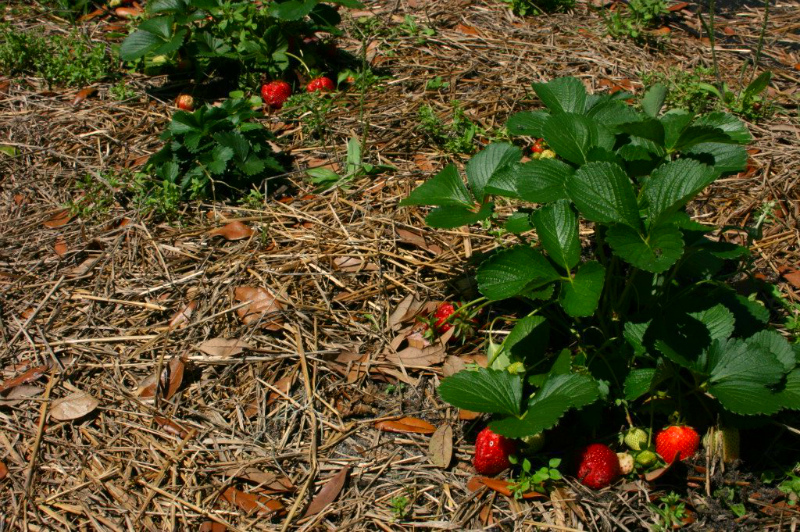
<box><xmin>402</xmin><ymin>76</ymin><xmax>800</xmax><ymax>446</ymax></box>
<box><xmin>119</xmin><ymin>0</ymin><xmax>362</xmax><ymax>87</ymax></box>
<box><xmin>145</xmin><ymin>93</ymin><xmax>283</xmax><ymax>203</ymax></box>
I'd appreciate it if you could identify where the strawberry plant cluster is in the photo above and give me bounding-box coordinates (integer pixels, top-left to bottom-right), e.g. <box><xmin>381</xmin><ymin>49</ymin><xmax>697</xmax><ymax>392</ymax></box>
<box><xmin>402</xmin><ymin>77</ymin><xmax>800</xmax><ymax>449</ymax></box>
<box><xmin>120</xmin><ymin>0</ymin><xmax>361</xmax><ymax>88</ymax></box>
<box><xmin>145</xmin><ymin>93</ymin><xmax>283</xmax><ymax>203</ymax></box>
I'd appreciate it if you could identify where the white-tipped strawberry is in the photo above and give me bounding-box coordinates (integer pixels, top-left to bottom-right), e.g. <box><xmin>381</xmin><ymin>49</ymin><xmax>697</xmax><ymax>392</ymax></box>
<box><xmin>175</xmin><ymin>94</ymin><xmax>194</xmax><ymax>111</ymax></box>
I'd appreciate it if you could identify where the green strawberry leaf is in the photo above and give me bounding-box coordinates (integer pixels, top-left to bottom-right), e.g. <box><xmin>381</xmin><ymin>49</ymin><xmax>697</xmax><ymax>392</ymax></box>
<box><xmin>400</xmin><ymin>164</ymin><xmax>474</xmax><ymax>207</ymax></box>
<box><xmin>532</xmin><ymin>76</ymin><xmax>587</xmax><ymax>114</ymax></box>
<box><xmin>558</xmin><ymin>261</ymin><xmax>606</xmax><ymax>317</ymax></box>
<box><xmin>685</xmin><ymin>142</ymin><xmax>748</xmax><ymax>174</ymax></box>
<box><xmin>643</xmin><ymin>158</ymin><xmax>718</xmax><ymax>224</ymax></box>
<box><xmin>624</xmin><ymin>365</ymin><xmax>671</xmax><ymax>401</ymax></box>
<box><xmin>512</xmin><ymin>159</ymin><xmax>574</xmax><ymax>204</ymax></box>
<box><xmin>477</xmin><ymin>245</ymin><xmax>560</xmax><ymax>301</ymax></box>
<box><xmin>490</xmin><ymin>373</ymin><xmax>600</xmax><ymax>438</ymax></box>
<box><xmin>542</xmin><ymin>113</ymin><xmax>595</xmax><ymax>165</ymax></box>
<box><xmin>532</xmin><ymin>200</ymin><xmax>580</xmax><ymax>270</ymax></box>
<box><xmin>691</xmin><ymin>112</ymin><xmax>751</xmax><ymax>144</ymax></box>
<box><xmin>424</xmin><ymin>202</ymin><xmax>494</xmax><ymax>229</ymax></box>
<box><xmin>506</xmin><ymin>110</ymin><xmax>550</xmax><ymax>137</ymax></box>
<box><xmin>504</xmin><ymin>211</ymin><xmax>534</xmax><ymax>234</ymax></box>
<box><xmin>746</xmin><ymin>330</ymin><xmax>795</xmax><ymax>373</ymax></box>
<box><xmin>503</xmin><ymin>315</ymin><xmax>549</xmax><ymax>362</ymax></box>
<box><xmin>776</xmin><ymin>368</ymin><xmax>800</xmax><ymax>411</ymax></box>
<box><xmin>466</xmin><ymin>143</ymin><xmax>522</xmax><ymax>203</ymax></box>
<box><xmin>606</xmin><ymin>223</ymin><xmax>684</xmax><ymax>273</ymax></box>
<box><xmin>707</xmin><ymin>338</ymin><xmax>785</xmax><ymax>416</ymax></box>
<box><xmin>567</xmin><ymin>161</ymin><xmax>641</xmax><ymax>229</ymax></box>
<box><xmin>438</xmin><ymin>368</ymin><xmax>523</xmax><ymax>416</ymax></box>
<box><xmin>641</xmin><ymin>83</ymin><xmax>668</xmax><ymax>118</ymax></box>
<box><xmin>689</xmin><ymin>304</ymin><xmax>735</xmax><ymax>343</ymax></box>
<box><xmin>660</xmin><ymin>109</ymin><xmax>694</xmax><ymax>150</ymax></box>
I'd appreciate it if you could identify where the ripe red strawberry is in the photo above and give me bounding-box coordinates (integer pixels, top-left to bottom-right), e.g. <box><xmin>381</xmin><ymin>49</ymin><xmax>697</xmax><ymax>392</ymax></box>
<box><xmin>655</xmin><ymin>426</ymin><xmax>699</xmax><ymax>464</ymax></box>
<box><xmin>473</xmin><ymin>427</ymin><xmax>517</xmax><ymax>475</ymax></box>
<box><xmin>531</xmin><ymin>138</ymin><xmax>544</xmax><ymax>153</ymax></box>
<box><xmin>433</xmin><ymin>302</ymin><xmax>455</xmax><ymax>333</ymax></box>
<box><xmin>306</xmin><ymin>76</ymin><xmax>335</xmax><ymax>93</ymax></box>
<box><xmin>175</xmin><ymin>94</ymin><xmax>194</xmax><ymax>111</ymax></box>
<box><xmin>577</xmin><ymin>443</ymin><xmax>621</xmax><ymax>489</ymax></box>
<box><xmin>261</xmin><ymin>81</ymin><xmax>292</xmax><ymax>109</ymax></box>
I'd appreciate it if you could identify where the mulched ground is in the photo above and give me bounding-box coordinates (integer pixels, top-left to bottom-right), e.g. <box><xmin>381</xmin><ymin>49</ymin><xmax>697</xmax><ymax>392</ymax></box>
<box><xmin>1</xmin><ymin>0</ymin><xmax>799</xmax><ymax>529</ymax></box>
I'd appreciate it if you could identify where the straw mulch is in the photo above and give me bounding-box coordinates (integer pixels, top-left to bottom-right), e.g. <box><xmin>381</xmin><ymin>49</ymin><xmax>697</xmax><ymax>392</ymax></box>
<box><xmin>0</xmin><ymin>0</ymin><xmax>798</xmax><ymax>529</ymax></box>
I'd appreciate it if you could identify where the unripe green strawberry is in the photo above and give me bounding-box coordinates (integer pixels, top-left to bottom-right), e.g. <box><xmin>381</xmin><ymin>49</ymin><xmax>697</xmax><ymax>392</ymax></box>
<box><xmin>636</xmin><ymin>450</ymin><xmax>657</xmax><ymax>466</ymax></box>
<box><xmin>521</xmin><ymin>432</ymin><xmax>545</xmax><ymax>453</ymax></box>
<box><xmin>624</xmin><ymin>428</ymin><xmax>648</xmax><ymax>451</ymax></box>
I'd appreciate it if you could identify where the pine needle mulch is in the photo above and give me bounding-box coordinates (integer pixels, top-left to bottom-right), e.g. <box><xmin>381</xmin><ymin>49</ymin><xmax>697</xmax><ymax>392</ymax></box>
<box><xmin>0</xmin><ymin>0</ymin><xmax>799</xmax><ymax>529</ymax></box>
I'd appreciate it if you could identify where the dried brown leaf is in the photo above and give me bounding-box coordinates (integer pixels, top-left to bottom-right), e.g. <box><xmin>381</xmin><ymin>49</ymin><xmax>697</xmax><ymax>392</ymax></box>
<box><xmin>115</xmin><ymin>6</ymin><xmax>143</xmax><ymax>16</ymax></box>
<box><xmin>374</xmin><ymin>416</ymin><xmax>436</xmax><ymax>434</ymax></box>
<box><xmin>197</xmin><ymin>337</ymin><xmax>253</xmax><ymax>358</ymax></box>
<box><xmin>198</xmin><ymin>522</ymin><xmax>226</xmax><ymax>532</ymax></box>
<box><xmin>332</xmin><ymin>256</ymin><xmax>378</xmax><ymax>272</ymax></box>
<box><xmin>388</xmin><ymin>294</ymin><xmax>423</xmax><ymax>329</ymax></box>
<box><xmin>458</xmin><ymin>409</ymin><xmax>481</xmax><ymax>420</ymax></box>
<box><xmin>303</xmin><ymin>466</ymin><xmax>349</xmax><ymax>517</ymax></box>
<box><xmin>72</xmin><ymin>87</ymin><xmax>97</xmax><ymax>106</ymax></box>
<box><xmin>169</xmin><ymin>300</ymin><xmax>197</xmax><ymax>329</ymax></box>
<box><xmin>428</xmin><ymin>424</ymin><xmax>453</xmax><ymax>468</ymax></box>
<box><xmin>49</xmin><ymin>391</ymin><xmax>99</xmax><ymax>421</ymax></box>
<box><xmin>0</xmin><ymin>461</ymin><xmax>7</xmax><ymax>480</ymax></box>
<box><xmin>43</xmin><ymin>210</ymin><xmax>73</xmax><ymax>229</ymax></box>
<box><xmin>396</xmin><ymin>228</ymin><xmax>442</xmax><ymax>254</ymax></box>
<box><xmin>0</xmin><ymin>364</ymin><xmax>49</xmax><ymax>394</ymax></box>
<box><xmin>783</xmin><ymin>270</ymin><xmax>800</xmax><ymax>289</ymax></box>
<box><xmin>267</xmin><ymin>372</ymin><xmax>296</xmax><ymax>406</ymax></box>
<box><xmin>219</xmin><ymin>467</ymin><xmax>295</xmax><ymax>492</ymax></box>
<box><xmin>137</xmin><ymin>357</ymin><xmax>185</xmax><ymax>400</ymax></box>
<box><xmin>467</xmin><ymin>477</ymin><xmax>544</xmax><ymax>499</ymax></box>
<box><xmin>0</xmin><ymin>385</ymin><xmax>43</xmax><ymax>406</ymax></box>
<box><xmin>385</xmin><ymin>344</ymin><xmax>445</xmax><ymax>367</ymax></box>
<box><xmin>234</xmin><ymin>287</ymin><xmax>284</xmax><ymax>330</ymax></box>
<box><xmin>442</xmin><ymin>356</ymin><xmax>467</xmax><ymax>377</ymax></box>
<box><xmin>53</xmin><ymin>239</ymin><xmax>68</xmax><ymax>257</ymax></box>
<box><xmin>208</xmin><ymin>221</ymin><xmax>255</xmax><ymax>241</ymax></box>
<box><xmin>221</xmin><ymin>487</ymin><xmax>285</xmax><ymax>516</ymax></box>
<box><xmin>153</xmin><ymin>416</ymin><xmax>189</xmax><ymax>438</ymax></box>
<box><xmin>413</xmin><ymin>154</ymin><xmax>435</xmax><ymax>171</ymax></box>
<box><xmin>668</xmin><ymin>1</ymin><xmax>689</xmax><ymax>10</ymax></box>
<box><xmin>456</xmin><ymin>23</ymin><xmax>481</xmax><ymax>36</ymax></box>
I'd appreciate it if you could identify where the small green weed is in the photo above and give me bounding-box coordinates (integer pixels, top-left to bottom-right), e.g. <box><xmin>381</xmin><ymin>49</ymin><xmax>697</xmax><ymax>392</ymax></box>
<box><xmin>418</xmin><ymin>101</ymin><xmax>480</xmax><ymax>154</ymax></box>
<box><xmin>508</xmin><ymin>457</ymin><xmax>562</xmax><ymax>498</ymax></box>
<box><xmin>779</xmin><ymin>465</ymin><xmax>800</xmax><ymax>504</ymax></box>
<box><xmin>604</xmin><ymin>0</ymin><xmax>669</xmax><ymax>42</ymax></box>
<box><xmin>425</xmin><ymin>76</ymin><xmax>450</xmax><ymax>91</ymax></box>
<box><xmin>390</xmin><ymin>494</ymin><xmax>411</xmax><ymax>520</ymax></box>
<box><xmin>109</xmin><ymin>81</ymin><xmax>138</xmax><ymax>101</ymax></box>
<box><xmin>41</xmin><ymin>0</ymin><xmax>95</xmax><ymax>21</ymax></box>
<box><xmin>66</xmin><ymin>171</ymin><xmax>128</xmax><ymax>218</ymax></box>
<box><xmin>398</xmin><ymin>15</ymin><xmax>436</xmax><ymax>44</ymax></box>
<box><xmin>306</xmin><ymin>137</ymin><xmax>394</xmax><ymax>190</ymax></box>
<box><xmin>503</xmin><ymin>0</ymin><xmax>574</xmax><ymax>16</ymax></box>
<box><xmin>650</xmin><ymin>492</ymin><xmax>689</xmax><ymax>530</ymax></box>
<box><xmin>281</xmin><ymin>91</ymin><xmax>337</xmax><ymax>141</ymax></box>
<box><xmin>0</xmin><ymin>27</ymin><xmax>114</xmax><ymax>88</ymax></box>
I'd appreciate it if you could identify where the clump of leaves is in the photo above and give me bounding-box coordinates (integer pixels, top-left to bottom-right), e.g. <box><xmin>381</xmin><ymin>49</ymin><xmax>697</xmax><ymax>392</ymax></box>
<box><xmin>145</xmin><ymin>93</ymin><xmax>283</xmax><ymax>203</ymax></box>
<box><xmin>418</xmin><ymin>101</ymin><xmax>480</xmax><ymax>154</ymax></box>
<box><xmin>641</xmin><ymin>67</ymin><xmax>774</xmax><ymax>120</ymax></box>
<box><xmin>503</xmin><ymin>0</ymin><xmax>574</xmax><ymax>16</ymax></box>
<box><xmin>650</xmin><ymin>492</ymin><xmax>690</xmax><ymax>531</ymax></box>
<box><xmin>604</xmin><ymin>0</ymin><xmax>669</xmax><ymax>42</ymax></box>
<box><xmin>402</xmin><ymin>76</ymin><xmax>800</xmax><ymax>445</ymax></box>
<box><xmin>0</xmin><ymin>27</ymin><xmax>113</xmax><ymax>88</ymax></box>
<box><xmin>120</xmin><ymin>0</ymin><xmax>361</xmax><ymax>86</ymax></box>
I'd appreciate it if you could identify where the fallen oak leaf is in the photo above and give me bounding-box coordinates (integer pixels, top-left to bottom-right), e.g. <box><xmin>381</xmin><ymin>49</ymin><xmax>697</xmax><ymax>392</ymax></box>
<box><xmin>303</xmin><ymin>466</ymin><xmax>349</xmax><ymax>517</ymax></box>
<box><xmin>234</xmin><ymin>287</ymin><xmax>284</xmax><ymax>331</ymax></box>
<box><xmin>0</xmin><ymin>364</ymin><xmax>49</xmax><ymax>395</ymax></box>
<box><xmin>428</xmin><ymin>424</ymin><xmax>453</xmax><ymax>468</ymax></box>
<box><xmin>208</xmin><ymin>221</ymin><xmax>255</xmax><ymax>241</ymax></box>
<box><xmin>221</xmin><ymin>486</ymin><xmax>285</xmax><ymax>516</ymax></box>
<box><xmin>374</xmin><ymin>416</ymin><xmax>436</xmax><ymax>434</ymax></box>
<box><xmin>49</xmin><ymin>391</ymin><xmax>99</xmax><ymax>422</ymax></box>
<box><xmin>169</xmin><ymin>301</ymin><xmax>197</xmax><ymax>329</ymax></box>
<box><xmin>196</xmin><ymin>337</ymin><xmax>253</xmax><ymax>359</ymax></box>
<box><xmin>43</xmin><ymin>210</ymin><xmax>73</xmax><ymax>229</ymax></box>
<box><xmin>72</xmin><ymin>87</ymin><xmax>97</xmax><ymax>106</ymax></box>
<box><xmin>137</xmin><ymin>357</ymin><xmax>185</xmax><ymax>400</ymax></box>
